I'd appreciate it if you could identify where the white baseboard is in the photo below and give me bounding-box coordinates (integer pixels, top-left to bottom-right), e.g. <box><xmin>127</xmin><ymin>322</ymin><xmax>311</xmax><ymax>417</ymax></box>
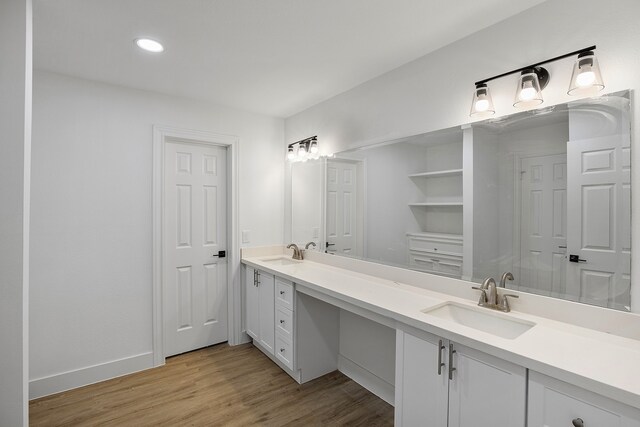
<box><xmin>338</xmin><ymin>354</ymin><xmax>395</xmax><ymax>406</ymax></box>
<box><xmin>29</xmin><ymin>352</ymin><xmax>155</xmax><ymax>400</ymax></box>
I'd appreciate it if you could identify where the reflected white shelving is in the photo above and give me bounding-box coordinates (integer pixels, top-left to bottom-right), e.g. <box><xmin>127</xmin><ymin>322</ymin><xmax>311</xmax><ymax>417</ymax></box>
<box><xmin>408</xmin><ymin>168</ymin><xmax>463</xmax><ymax>179</ymax></box>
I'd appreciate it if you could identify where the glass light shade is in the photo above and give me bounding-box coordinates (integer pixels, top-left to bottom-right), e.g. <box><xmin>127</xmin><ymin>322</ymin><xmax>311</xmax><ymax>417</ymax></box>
<box><xmin>514</xmin><ymin>72</ymin><xmax>543</xmax><ymax>108</ymax></box>
<box><xmin>470</xmin><ymin>84</ymin><xmax>495</xmax><ymax>117</ymax></box>
<box><xmin>287</xmin><ymin>147</ymin><xmax>295</xmax><ymax>161</ymax></box>
<box><xmin>568</xmin><ymin>52</ymin><xmax>604</xmax><ymax>96</ymax></box>
<box><xmin>310</xmin><ymin>140</ymin><xmax>318</xmax><ymax>154</ymax></box>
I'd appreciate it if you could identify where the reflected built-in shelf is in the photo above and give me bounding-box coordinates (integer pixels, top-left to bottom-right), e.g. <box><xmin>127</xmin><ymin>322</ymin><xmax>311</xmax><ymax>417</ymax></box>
<box><xmin>408</xmin><ymin>201</ymin><xmax>463</xmax><ymax>207</ymax></box>
<box><xmin>408</xmin><ymin>168</ymin><xmax>463</xmax><ymax>179</ymax></box>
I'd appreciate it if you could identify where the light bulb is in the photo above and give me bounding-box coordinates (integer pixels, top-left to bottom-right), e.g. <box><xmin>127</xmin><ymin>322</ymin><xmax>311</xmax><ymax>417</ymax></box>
<box><xmin>475</xmin><ymin>98</ymin><xmax>490</xmax><ymax>112</ymax></box>
<box><xmin>287</xmin><ymin>149</ymin><xmax>295</xmax><ymax>161</ymax></box>
<box><xmin>519</xmin><ymin>80</ymin><xmax>537</xmax><ymax>101</ymax></box>
<box><xmin>310</xmin><ymin>142</ymin><xmax>318</xmax><ymax>154</ymax></box>
<box><xmin>298</xmin><ymin>145</ymin><xmax>307</xmax><ymax>156</ymax></box>
<box><xmin>576</xmin><ymin>69</ymin><xmax>596</xmax><ymax>87</ymax></box>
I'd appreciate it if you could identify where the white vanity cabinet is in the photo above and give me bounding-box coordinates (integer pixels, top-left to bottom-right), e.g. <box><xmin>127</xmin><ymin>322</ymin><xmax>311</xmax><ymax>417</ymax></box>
<box><xmin>244</xmin><ymin>266</ymin><xmax>275</xmax><ymax>355</ymax></box>
<box><xmin>244</xmin><ymin>264</ymin><xmax>340</xmax><ymax>383</ymax></box>
<box><xmin>395</xmin><ymin>329</ymin><xmax>526</xmax><ymax>427</ymax></box>
<box><xmin>528</xmin><ymin>371</ymin><xmax>640</xmax><ymax>427</ymax></box>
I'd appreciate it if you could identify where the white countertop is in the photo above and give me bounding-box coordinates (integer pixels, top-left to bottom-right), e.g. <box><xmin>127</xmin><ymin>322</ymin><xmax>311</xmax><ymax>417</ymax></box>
<box><xmin>242</xmin><ymin>253</ymin><xmax>640</xmax><ymax>410</ymax></box>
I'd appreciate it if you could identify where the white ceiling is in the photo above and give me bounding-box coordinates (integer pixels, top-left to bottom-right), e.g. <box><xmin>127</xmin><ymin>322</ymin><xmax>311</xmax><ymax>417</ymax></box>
<box><xmin>33</xmin><ymin>0</ymin><xmax>547</xmax><ymax>118</ymax></box>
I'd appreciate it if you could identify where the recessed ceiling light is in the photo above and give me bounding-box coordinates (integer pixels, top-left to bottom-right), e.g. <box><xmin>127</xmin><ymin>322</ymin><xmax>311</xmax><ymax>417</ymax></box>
<box><xmin>135</xmin><ymin>38</ymin><xmax>164</xmax><ymax>53</ymax></box>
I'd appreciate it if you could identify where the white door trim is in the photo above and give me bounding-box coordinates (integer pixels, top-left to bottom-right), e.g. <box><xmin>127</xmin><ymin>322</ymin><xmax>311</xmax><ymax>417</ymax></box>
<box><xmin>152</xmin><ymin>125</ymin><xmax>240</xmax><ymax>367</ymax></box>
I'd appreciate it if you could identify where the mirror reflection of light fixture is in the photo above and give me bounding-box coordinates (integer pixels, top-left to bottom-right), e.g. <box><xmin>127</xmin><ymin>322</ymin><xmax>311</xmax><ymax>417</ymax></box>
<box><xmin>286</xmin><ymin>136</ymin><xmax>322</xmax><ymax>162</ymax></box>
<box><xmin>513</xmin><ymin>67</ymin><xmax>548</xmax><ymax>108</ymax></box>
<box><xmin>470</xmin><ymin>83</ymin><xmax>495</xmax><ymax>117</ymax></box>
<box><xmin>469</xmin><ymin>45</ymin><xmax>603</xmax><ymax>117</ymax></box>
<box><xmin>568</xmin><ymin>51</ymin><xmax>604</xmax><ymax>96</ymax></box>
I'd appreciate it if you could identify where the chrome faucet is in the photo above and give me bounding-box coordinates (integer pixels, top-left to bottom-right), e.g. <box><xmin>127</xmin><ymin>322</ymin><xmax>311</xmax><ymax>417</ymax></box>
<box><xmin>287</xmin><ymin>243</ymin><xmax>303</xmax><ymax>260</ymax></box>
<box><xmin>499</xmin><ymin>272</ymin><xmax>514</xmax><ymax>288</ymax></box>
<box><xmin>305</xmin><ymin>241</ymin><xmax>316</xmax><ymax>250</ymax></box>
<box><xmin>472</xmin><ymin>277</ymin><xmax>519</xmax><ymax>313</ymax></box>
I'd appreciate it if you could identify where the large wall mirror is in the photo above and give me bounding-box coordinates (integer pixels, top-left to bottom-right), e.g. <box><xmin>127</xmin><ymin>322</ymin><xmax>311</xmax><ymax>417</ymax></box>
<box><xmin>289</xmin><ymin>90</ymin><xmax>632</xmax><ymax>311</ymax></box>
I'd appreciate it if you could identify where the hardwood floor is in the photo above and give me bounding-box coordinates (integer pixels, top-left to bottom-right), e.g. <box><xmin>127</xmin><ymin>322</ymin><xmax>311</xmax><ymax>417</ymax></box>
<box><xmin>30</xmin><ymin>343</ymin><xmax>394</xmax><ymax>426</ymax></box>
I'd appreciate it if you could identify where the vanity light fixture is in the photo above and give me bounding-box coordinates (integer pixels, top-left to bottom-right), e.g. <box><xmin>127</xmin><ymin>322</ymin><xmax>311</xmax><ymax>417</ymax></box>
<box><xmin>287</xmin><ymin>136</ymin><xmax>321</xmax><ymax>162</ymax></box>
<box><xmin>135</xmin><ymin>38</ymin><xmax>164</xmax><ymax>53</ymax></box>
<box><xmin>470</xmin><ymin>45</ymin><xmax>603</xmax><ymax>117</ymax></box>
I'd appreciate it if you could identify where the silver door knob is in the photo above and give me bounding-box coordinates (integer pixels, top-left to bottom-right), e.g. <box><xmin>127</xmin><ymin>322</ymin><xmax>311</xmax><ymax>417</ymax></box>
<box><xmin>572</xmin><ymin>418</ymin><xmax>584</xmax><ymax>427</ymax></box>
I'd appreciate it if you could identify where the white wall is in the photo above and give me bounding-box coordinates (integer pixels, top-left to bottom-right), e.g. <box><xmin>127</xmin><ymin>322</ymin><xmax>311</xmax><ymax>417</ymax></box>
<box><xmin>285</xmin><ymin>0</ymin><xmax>640</xmax><ymax>311</ymax></box>
<box><xmin>29</xmin><ymin>70</ymin><xmax>284</xmax><ymax>396</ymax></box>
<box><xmin>0</xmin><ymin>0</ymin><xmax>31</xmax><ymax>424</ymax></box>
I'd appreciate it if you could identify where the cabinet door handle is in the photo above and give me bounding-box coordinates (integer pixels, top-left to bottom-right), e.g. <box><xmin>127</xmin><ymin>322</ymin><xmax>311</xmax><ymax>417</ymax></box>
<box><xmin>280</xmin><ymin>290</ymin><xmax>285</xmax><ymax>295</ymax></box>
<box><xmin>437</xmin><ymin>339</ymin><xmax>445</xmax><ymax>375</ymax></box>
<box><xmin>280</xmin><ymin>348</ymin><xmax>285</xmax><ymax>353</ymax></box>
<box><xmin>280</xmin><ymin>319</ymin><xmax>285</xmax><ymax>324</ymax></box>
<box><xmin>572</xmin><ymin>418</ymin><xmax>584</xmax><ymax>427</ymax></box>
<box><xmin>448</xmin><ymin>343</ymin><xmax>457</xmax><ymax>380</ymax></box>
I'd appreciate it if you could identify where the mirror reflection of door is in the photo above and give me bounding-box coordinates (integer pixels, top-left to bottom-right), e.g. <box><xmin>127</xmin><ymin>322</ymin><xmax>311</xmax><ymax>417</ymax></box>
<box><xmin>519</xmin><ymin>154</ymin><xmax>567</xmax><ymax>298</ymax></box>
<box><xmin>325</xmin><ymin>159</ymin><xmax>363</xmax><ymax>256</ymax></box>
<box><xmin>566</xmin><ymin>134</ymin><xmax>632</xmax><ymax>310</ymax></box>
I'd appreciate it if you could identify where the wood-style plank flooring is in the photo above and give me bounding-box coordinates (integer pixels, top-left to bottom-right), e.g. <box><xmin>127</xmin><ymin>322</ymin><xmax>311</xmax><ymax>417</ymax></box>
<box><xmin>30</xmin><ymin>343</ymin><xmax>394</xmax><ymax>426</ymax></box>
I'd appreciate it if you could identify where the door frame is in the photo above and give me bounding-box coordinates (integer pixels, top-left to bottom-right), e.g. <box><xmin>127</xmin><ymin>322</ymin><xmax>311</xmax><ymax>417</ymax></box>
<box><xmin>152</xmin><ymin>125</ymin><xmax>240</xmax><ymax>366</ymax></box>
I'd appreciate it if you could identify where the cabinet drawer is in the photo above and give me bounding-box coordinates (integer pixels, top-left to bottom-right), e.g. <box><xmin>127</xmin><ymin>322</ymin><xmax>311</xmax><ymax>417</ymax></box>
<box><xmin>408</xmin><ymin>236</ymin><xmax>462</xmax><ymax>255</ymax></box>
<box><xmin>275</xmin><ymin>333</ymin><xmax>294</xmax><ymax>371</ymax></box>
<box><xmin>528</xmin><ymin>371</ymin><xmax>640</xmax><ymax>427</ymax></box>
<box><xmin>275</xmin><ymin>279</ymin><xmax>294</xmax><ymax>310</ymax></box>
<box><xmin>409</xmin><ymin>253</ymin><xmax>438</xmax><ymax>272</ymax></box>
<box><xmin>275</xmin><ymin>306</ymin><xmax>293</xmax><ymax>339</ymax></box>
<box><xmin>438</xmin><ymin>259</ymin><xmax>463</xmax><ymax>276</ymax></box>
<box><xmin>409</xmin><ymin>252</ymin><xmax>462</xmax><ymax>277</ymax></box>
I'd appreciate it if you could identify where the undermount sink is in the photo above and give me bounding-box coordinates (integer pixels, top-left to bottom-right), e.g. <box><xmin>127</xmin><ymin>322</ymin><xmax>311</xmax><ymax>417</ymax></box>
<box><xmin>259</xmin><ymin>257</ymin><xmax>301</xmax><ymax>266</ymax></box>
<box><xmin>421</xmin><ymin>302</ymin><xmax>535</xmax><ymax>339</ymax></box>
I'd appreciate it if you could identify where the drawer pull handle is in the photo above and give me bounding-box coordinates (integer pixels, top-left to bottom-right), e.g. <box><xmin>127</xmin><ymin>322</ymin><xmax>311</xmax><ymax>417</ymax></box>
<box><xmin>448</xmin><ymin>343</ymin><xmax>456</xmax><ymax>380</ymax></box>
<box><xmin>437</xmin><ymin>339</ymin><xmax>445</xmax><ymax>375</ymax></box>
<box><xmin>280</xmin><ymin>319</ymin><xmax>285</xmax><ymax>324</ymax></box>
<box><xmin>572</xmin><ymin>418</ymin><xmax>584</xmax><ymax>427</ymax></box>
<box><xmin>280</xmin><ymin>348</ymin><xmax>285</xmax><ymax>353</ymax></box>
<box><xmin>280</xmin><ymin>290</ymin><xmax>285</xmax><ymax>295</ymax></box>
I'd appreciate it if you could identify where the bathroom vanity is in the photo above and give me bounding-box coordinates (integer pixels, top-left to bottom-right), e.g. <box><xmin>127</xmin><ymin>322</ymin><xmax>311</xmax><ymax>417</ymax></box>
<box><xmin>242</xmin><ymin>247</ymin><xmax>640</xmax><ymax>427</ymax></box>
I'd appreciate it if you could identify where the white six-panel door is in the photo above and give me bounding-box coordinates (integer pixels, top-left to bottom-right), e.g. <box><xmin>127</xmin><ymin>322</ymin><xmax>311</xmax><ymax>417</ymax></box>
<box><xmin>326</xmin><ymin>159</ymin><xmax>360</xmax><ymax>256</ymax></box>
<box><xmin>566</xmin><ymin>134</ymin><xmax>631</xmax><ymax>310</ymax></box>
<box><xmin>519</xmin><ymin>154</ymin><xmax>567</xmax><ymax>297</ymax></box>
<box><xmin>163</xmin><ymin>141</ymin><xmax>228</xmax><ymax>357</ymax></box>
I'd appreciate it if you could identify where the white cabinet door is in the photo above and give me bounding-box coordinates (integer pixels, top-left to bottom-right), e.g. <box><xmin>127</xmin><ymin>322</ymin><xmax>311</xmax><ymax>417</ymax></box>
<box><xmin>244</xmin><ymin>266</ymin><xmax>259</xmax><ymax>340</ymax></box>
<box><xmin>528</xmin><ymin>371</ymin><xmax>640</xmax><ymax>427</ymax></box>
<box><xmin>395</xmin><ymin>330</ymin><xmax>448</xmax><ymax>427</ymax></box>
<box><xmin>257</xmin><ymin>270</ymin><xmax>275</xmax><ymax>355</ymax></box>
<box><xmin>448</xmin><ymin>343</ymin><xmax>526</xmax><ymax>427</ymax></box>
